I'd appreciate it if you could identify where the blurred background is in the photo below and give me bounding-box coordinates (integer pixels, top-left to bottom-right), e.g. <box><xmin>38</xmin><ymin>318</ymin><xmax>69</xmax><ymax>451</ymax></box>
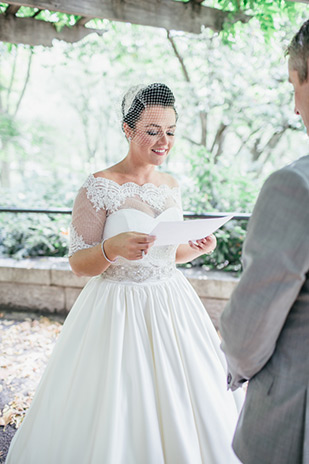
<box><xmin>1</xmin><ymin>1</ymin><xmax>308</xmax><ymax>271</ymax></box>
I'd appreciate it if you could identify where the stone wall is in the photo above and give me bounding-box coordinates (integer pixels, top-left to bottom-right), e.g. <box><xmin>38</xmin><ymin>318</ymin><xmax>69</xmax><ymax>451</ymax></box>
<box><xmin>0</xmin><ymin>258</ymin><xmax>239</xmax><ymax>329</ymax></box>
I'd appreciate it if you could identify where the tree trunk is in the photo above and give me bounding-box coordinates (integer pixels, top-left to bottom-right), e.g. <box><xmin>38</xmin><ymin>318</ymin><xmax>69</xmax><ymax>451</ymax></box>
<box><xmin>0</xmin><ymin>159</ymin><xmax>11</xmax><ymax>188</ymax></box>
<box><xmin>200</xmin><ymin>111</ymin><xmax>207</xmax><ymax>147</ymax></box>
<box><xmin>167</xmin><ymin>30</ymin><xmax>208</xmax><ymax>147</ymax></box>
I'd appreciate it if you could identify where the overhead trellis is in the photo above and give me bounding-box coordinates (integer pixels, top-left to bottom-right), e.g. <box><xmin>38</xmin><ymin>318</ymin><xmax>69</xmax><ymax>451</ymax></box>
<box><xmin>0</xmin><ymin>0</ymin><xmax>253</xmax><ymax>46</ymax></box>
<box><xmin>0</xmin><ymin>3</ymin><xmax>106</xmax><ymax>46</ymax></box>
<box><xmin>0</xmin><ymin>0</ymin><xmax>308</xmax><ymax>47</ymax></box>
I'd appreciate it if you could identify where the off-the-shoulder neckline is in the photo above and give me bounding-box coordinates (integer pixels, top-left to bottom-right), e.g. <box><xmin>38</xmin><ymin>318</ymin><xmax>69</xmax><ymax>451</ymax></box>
<box><xmin>87</xmin><ymin>173</ymin><xmax>180</xmax><ymax>191</ymax></box>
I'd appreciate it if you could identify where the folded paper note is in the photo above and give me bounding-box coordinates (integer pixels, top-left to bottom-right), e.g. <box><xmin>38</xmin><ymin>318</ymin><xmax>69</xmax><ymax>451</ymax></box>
<box><xmin>151</xmin><ymin>215</ymin><xmax>233</xmax><ymax>247</ymax></box>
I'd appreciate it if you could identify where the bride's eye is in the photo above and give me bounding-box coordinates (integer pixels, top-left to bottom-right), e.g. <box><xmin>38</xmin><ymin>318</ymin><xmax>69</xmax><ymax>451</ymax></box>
<box><xmin>146</xmin><ymin>131</ymin><xmax>159</xmax><ymax>136</ymax></box>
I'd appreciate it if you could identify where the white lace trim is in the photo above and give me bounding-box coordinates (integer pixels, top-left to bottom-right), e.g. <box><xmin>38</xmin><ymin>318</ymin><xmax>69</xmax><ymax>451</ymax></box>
<box><xmin>101</xmin><ymin>245</ymin><xmax>177</xmax><ymax>282</ymax></box>
<box><xmin>68</xmin><ymin>224</ymin><xmax>98</xmax><ymax>257</ymax></box>
<box><xmin>82</xmin><ymin>174</ymin><xmax>182</xmax><ymax>214</ymax></box>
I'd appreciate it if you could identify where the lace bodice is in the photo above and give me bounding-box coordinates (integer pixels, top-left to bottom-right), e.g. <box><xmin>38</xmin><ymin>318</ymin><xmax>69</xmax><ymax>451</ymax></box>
<box><xmin>69</xmin><ymin>175</ymin><xmax>183</xmax><ymax>282</ymax></box>
<box><xmin>83</xmin><ymin>174</ymin><xmax>181</xmax><ymax>215</ymax></box>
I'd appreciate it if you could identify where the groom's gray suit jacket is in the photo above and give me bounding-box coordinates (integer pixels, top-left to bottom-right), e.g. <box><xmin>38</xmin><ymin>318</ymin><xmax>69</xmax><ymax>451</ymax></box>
<box><xmin>220</xmin><ymin>155</ymin><xmax>309</xmax><ymax>464</ymax></box>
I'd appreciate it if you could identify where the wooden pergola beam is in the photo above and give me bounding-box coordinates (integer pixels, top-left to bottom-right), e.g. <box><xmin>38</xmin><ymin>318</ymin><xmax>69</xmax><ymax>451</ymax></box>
<box><xmin>75</xmin><ymin>16</ymin><xmax>93</xmax><ymax>27</ymax></box>
<box><xmin>4</xmin><ymin>0</ymin><xmax>251</xmax><ymax>34</ymax></box>
<box><xmin>5</xmin><ymin>4</ymin><xmax>20</xmax><ymax>14</ymax></box>
<box><xmin>0</xmin><ymin>14</ymin><xmax>105</xmax><ymax>46</ymax></box>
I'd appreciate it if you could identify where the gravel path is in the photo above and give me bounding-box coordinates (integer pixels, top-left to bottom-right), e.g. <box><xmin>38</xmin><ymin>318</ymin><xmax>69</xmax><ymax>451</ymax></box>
<box><xmin>0</xmin><ymin>312</ymin><xmax>63</xmax><ymax>462</ymax></box>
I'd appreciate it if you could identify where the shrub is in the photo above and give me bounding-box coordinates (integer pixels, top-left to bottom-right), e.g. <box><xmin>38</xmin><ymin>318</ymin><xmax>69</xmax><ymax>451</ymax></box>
<box><xmin>0</xmin><ymin>213</ymin><xmax>69</xmax><ymax>259</ymax></box>
<box><xmin>181</xmin><ymin>147</ymin><xmax>263</xmax><ymax>272</ymax></box>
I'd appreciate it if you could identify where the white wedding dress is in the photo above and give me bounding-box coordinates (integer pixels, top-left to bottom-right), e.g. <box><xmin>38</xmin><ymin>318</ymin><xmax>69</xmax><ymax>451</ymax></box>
<box><xmin>6</xmin><ymin>175</ymin><xmax>244</xmax><ymax>464</ymax></box>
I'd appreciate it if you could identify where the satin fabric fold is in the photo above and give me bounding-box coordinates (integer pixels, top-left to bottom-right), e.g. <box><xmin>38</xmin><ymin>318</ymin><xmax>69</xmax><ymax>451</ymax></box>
<box><xmin>6</xmin><ymin>271</ymin><xmax>243</xmax><ymax>464</ymax></box>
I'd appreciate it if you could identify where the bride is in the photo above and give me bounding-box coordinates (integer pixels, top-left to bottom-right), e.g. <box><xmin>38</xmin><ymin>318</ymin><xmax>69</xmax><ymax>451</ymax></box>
<box><xmin>6</xmin><ymin>83</ymin><xmax>243</xmax><ymax>464</ymax></box>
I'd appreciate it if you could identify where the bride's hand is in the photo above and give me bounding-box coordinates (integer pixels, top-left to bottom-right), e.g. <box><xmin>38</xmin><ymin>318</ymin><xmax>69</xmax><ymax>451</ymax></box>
<box><xmin>104</xmin><ymin>232</ymin><xmax>156</xmax><ymax>261</ymax></box>
<box><xmin>188</xmin><ymin>234</ymin><xmax>217</xmax><ymax>256</ymax></box>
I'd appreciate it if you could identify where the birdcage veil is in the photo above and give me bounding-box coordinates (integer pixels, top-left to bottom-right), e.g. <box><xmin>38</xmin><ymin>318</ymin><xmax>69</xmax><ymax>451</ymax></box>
<box><xmin>121</xmin><ymin>84</ymin><xmax>147</xmax><ymax>121</ymax></box>
<box><xmin>121</xmin><ymin>83</ymin><xmax>178</xmax><ymax>146</ymax></box>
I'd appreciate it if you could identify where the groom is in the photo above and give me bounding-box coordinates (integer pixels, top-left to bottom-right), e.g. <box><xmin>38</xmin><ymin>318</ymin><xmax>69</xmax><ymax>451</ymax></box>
<box><xmin>220</xmin><ymin>21</ymin><xmax>309</xmax><ymax>464</ymax></box>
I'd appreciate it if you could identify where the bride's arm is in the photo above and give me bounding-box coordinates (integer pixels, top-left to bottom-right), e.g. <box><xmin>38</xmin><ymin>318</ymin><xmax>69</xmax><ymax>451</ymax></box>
<box><xmin>175</xmin><ymin>234</ymin><xmax>217</xmax><ymax>264</ymax></box>
<box><xmin>68</xmin><ymin>184</ymin><xmax>108</xmax><ymax>276</ymax></box>
<box><xmin>70</xmin><ymin>233</ymin><xmax>155</xmax><ymax>277</ymax></box>
<box><xmin>69</xmin><ymin>243</ymin><xmax>110</xmax><ymax>277</ymax></box>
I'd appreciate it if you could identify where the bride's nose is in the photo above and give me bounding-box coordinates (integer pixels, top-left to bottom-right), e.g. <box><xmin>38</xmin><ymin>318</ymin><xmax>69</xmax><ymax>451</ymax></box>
<box><xmin>158</xmin><ymin>133</ymin><xmax>168</xmax><ymax>144</ymax></box>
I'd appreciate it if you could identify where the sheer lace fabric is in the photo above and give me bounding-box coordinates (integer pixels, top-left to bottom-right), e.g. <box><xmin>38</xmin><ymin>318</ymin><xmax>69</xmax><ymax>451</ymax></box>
<box><xmin>69</xmin><ymin>175</ymin><xmax>182</xmax><ymax>282</ymax></box>
<box><xmin>84</xmin><ymin>175</ymin><xmax>181</xmax><ymax>216</ymax></box>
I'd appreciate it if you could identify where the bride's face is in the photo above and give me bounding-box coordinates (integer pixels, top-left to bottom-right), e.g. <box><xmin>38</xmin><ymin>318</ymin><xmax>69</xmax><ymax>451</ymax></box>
<box><xmin>129</xmin><ymin>106</ymin><xmax>176</xmax><ymax>165</ymax></box>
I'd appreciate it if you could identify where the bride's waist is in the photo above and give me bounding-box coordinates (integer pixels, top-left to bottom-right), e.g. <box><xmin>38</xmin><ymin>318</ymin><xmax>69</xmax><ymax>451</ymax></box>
<box><xmin>101</xmin><ymin>262</ymin><xmax>177</xmax><ymax>283</ymax></box>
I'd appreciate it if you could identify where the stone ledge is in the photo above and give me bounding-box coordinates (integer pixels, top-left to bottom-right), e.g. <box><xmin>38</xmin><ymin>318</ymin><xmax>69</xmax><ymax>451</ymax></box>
<box><xmin>0</xmin><ymin>258</ymin><xmax>51</xmax><ymax>285</ymax></box>
<box><xmin>0</xmin><ymin>257</ymin><xmax>240</xmax><ymax>328</ymax></box>
<box><xmin>51</xmin><ymin>268</ymin><xmax>89</xmax><ymax>288</ymax></box>
<box><xmin>181</xmin><ymin>267</ymin><xmax>238</xmax><ymax>300</ymax></box>
<box><xmin>0</xmin><ymin>257</ymin><xmax>89</xmax><ymax>288</ymax></box>
<box><xmin>0</xmin><ymin>282</ymin><xmax>65</xmax><ymax>313</ymax></box>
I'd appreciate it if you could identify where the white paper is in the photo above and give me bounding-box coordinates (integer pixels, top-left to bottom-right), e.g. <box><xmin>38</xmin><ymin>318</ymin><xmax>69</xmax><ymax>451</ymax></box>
<box><xmin>151</xmin><ymin>215</ymin><xmax>233</xmax><ymax>246</ymax></box>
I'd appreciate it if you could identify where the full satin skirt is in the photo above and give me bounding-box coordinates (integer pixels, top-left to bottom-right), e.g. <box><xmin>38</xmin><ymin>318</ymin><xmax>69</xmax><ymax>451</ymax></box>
<box><xmin>6</xmin><ymin>270</ymin><xmax>243</xmax><ymax>464</ymax></box>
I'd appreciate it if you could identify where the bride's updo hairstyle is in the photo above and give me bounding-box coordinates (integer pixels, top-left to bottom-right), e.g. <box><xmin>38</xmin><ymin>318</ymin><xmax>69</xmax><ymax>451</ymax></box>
<box><xmin>121</xmin><ymin>83</ymin><xmax>178</xmax><ymax>145</ymax></box>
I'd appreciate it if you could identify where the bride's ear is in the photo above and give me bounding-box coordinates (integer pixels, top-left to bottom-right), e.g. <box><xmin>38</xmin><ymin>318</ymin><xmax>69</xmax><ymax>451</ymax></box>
<box><xmin>123</xmin><ymin>123</ymin><xmax>133</xmax><ymax>142</ymax></box>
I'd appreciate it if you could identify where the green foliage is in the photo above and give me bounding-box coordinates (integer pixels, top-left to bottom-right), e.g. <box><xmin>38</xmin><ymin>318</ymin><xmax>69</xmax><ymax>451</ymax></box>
<box><xmin>212</xmin><ymin>0</ymin><xmax>299</xmax><ymax>18</ymax></box>
<box><xmin>209</xmin><ymin>0</ymin><xmax>305</xmax><ymax>42</ymax></box>
<box><xmin>186</xmin><ymin>220</ymin><xmax>248</xmax><ymax>273</ymax></box>
<box><xmin>184</xmin><ymin>221</ymin><xmax>247</xmax><ymax>273</ymax></box>
<box><xmin>183</xmin><ymin>147</ymin><xmax>262</xmax><ymax>214</ymax></box>
<box><xmin>0</xmin><ymin>3</ymin><xmax>80</xmax><ymax>28</ymax></box>
<box><xmin>0</xmin><ymin>113</ymin><xmax>21</xmax><ymax>145</ymax></box>
<box><xmin>0</xmin><ymin>213</ymin><xmax>69</xmax><ymax>259</ymax></box>
<box><xmin>212</xmin><ymin>222</ymin><xmax>247</xmax><ymax>271</ymax></box>
<box><xmin>182</xmin><ymin>147</ymin><xmax>262</xmax><ymax>272</ymax></box>
<box><xmin>0</xmin><ymin>184</ymin><xmax>73</xmax><ymax>259</ymax></box>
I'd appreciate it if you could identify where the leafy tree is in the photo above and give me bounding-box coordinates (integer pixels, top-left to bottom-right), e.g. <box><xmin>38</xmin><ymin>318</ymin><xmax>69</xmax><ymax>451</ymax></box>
<box><xmin>0</xmin><ymin>43</ymin><xmax>34</xmax><ymax>187</ymax></box>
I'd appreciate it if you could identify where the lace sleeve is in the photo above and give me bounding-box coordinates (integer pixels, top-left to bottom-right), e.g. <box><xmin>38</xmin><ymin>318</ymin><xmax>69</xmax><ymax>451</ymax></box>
<box><xmin>69</xmin><ymin>185</ymin><xmax>106</xmax><ymax>257</ymax></box>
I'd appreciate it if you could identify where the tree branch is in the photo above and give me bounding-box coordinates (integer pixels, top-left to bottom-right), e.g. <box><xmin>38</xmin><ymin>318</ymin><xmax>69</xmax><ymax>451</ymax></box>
<box><xmin>13</xmin><ymin>47</ymin><xmax>33</xmax><ymax>117</ymax></box>
<box><xmin>167</xmin><ymin>30</ymin><xmax>209</xmax><ymax>146</ymax></box>
<box><xmin>211</xmin><ymin>121</ymin><xmax>227</xmax><ymax>153</ymax></box>
<box><xmin>183</xmin><ymin>135</ymin><xmax>201</xmax><ymax>146</ymax></box>
<box><xmin>166</xmin><ymin>30</ymin><xmax>190</xmax><ymax>82</ymax></box>
<box><xmin>213</xmin><ymin>123</ymin><xmax>228</xmax><ymax>163</ymax></box>
<box><xmin>199</xmin><ymin>111</ymin><xmax>207</xmax><ymax>147</ymax></box>
<box><xmin>251</xmin><ymin>123</ymin><xmax>297</xmax><ymax>163</ymax></box>
<box><xmin>234</xmin><ymin>126</ymin><xmax>262</xmax><ymax>157</ymax></box>
<box><xmin>7</xmin><ymin>47</ymin><xmax>18</xmax><ymax>113</ymax></box>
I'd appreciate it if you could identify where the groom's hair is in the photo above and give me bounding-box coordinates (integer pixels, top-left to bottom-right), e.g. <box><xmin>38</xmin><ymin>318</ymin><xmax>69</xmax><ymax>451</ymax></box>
<box><xmin>286</xmin><ymin>19</ymin><xmax>309</xmax><ymax>84</ymax></box>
